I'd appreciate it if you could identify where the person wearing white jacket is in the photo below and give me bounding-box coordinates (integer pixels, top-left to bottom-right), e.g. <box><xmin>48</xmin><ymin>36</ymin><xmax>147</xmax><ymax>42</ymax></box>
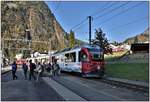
<box><xmin>36</xmin><ymin>62</ymin><xmax>42</xmax><ymax>82</ymax></box>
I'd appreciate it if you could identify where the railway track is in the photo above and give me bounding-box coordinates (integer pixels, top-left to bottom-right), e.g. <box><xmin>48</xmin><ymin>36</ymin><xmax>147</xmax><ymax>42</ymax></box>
<box><xmin>95</xmin><ymin>78</ymin><xmax>149</xmax><ymax>93</ymax></box>
<box><xmin>51</xmin><ymin>77</ymin><xmax>89</xmax><ymax>101</ymax></box>
<box><xmin>62</xmin><ymin>72</ymin><xmax>149</xmax><ymax>93</ymax></box>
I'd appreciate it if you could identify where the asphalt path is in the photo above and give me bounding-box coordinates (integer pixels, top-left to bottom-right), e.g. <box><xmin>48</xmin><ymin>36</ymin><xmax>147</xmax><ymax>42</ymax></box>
<box><xmin>1</xmin><ymin>69</ymin><xmax>149</xmax><ymax>101</ymax></box>
<box><xmin>1</xmin><ymin>69</ymin><xmax>64</xmax><ymax>101</ymax></box>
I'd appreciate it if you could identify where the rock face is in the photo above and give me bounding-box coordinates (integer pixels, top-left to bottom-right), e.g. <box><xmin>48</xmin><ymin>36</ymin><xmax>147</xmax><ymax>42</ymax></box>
<box><xmin>124</xmin><ymin>28</ymin><xmax>149</xmax><ymax>44</ymax></box>
<box><xmin>1</xmin><ymin>1</ymin><xmax>67</xmax><ymax>58</ymax></box>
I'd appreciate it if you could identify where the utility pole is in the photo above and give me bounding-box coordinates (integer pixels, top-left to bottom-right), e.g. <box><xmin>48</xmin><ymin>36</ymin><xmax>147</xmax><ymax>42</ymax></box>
<box><xmin>88</xmin><ymin>16</ymin><xmax>92</xmax><ymax>45</ymax></box>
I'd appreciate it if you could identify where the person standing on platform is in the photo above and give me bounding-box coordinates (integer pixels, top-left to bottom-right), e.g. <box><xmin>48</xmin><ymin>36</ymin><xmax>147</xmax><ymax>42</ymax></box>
<box><xmin>36</xmin><ymin>62</ymin><xmax>42</xmax><ymax>82</ymax></box>
<box><xmin>29</xmin><ymin>60</ymin><xmax>36</xmax><ymax>80</ymax></box>
<box><xmin>22</xmin><ymin>61</ymin><xmax>28</xmax><ymax>79</ymax></box>
<box><xmin>46</xmin><ymin>62</ymin><xmax>52</xmax><ymax>76</ymax></box>
<box><xmin>12</xmin><ymin>61</ymin><xmax>18</xmax><ymax>80</ymax></box>
<box><xmin>52</xmin><ymin>59</ymin><xmax>60</xmax><ymax>76</ymax></box>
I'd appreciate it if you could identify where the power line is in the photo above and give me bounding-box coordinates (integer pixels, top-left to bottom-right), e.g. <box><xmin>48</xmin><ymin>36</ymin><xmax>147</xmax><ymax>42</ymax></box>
<box><xmin>70</xmin><ymin>2</ymin><xmax>116</xmax><ymax>32</ymax></box>
<box><xmin>73</xmin><ymin>22</ymin><xmax>88</xmax><ymax>32</ymax></box>
<box><xmin>52</xmin><ymin>1</ymin><xmax>61</xmax><ymax>14</ymax></box>
<box><xmin>91</xmin><ymin>2</ymin><xmax>115</xmax><ymax>16</ymax></box>
<box><xmin>70</xmin><ymin>18</ymin><xmax>87</xmax><ymax>30</ymax></box>
<box><xmin>94</xmin><ymin>1</ymin><xmax>130</xmax><ymax>20</ymax></box>
<box><xmin>96</xmin><ymin>2</ymin><xmax>144</xmax><ymax>25</ymax></box>
<box><xmin>72</xmin><ymin>2</ymin><xmax>129</xmax><ymax>32</ymax></box>
<box><xmin>73</xmin><ymin>1</ymin><xmax>144</xmax><ymax>32</ymax></box>
<box><xmin>71</xmin><ymin>2</ymin><xmax>115</xmax><ymax>31</ymax></box>
<box><xmin>109</xmin><ymin>16</ymin><xmax>148</xmax><ymax>31</ymax></box>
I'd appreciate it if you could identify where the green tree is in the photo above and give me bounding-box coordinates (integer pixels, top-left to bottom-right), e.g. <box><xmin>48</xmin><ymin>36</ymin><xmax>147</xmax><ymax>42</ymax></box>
<box><xmin>92</xmin><ymin>28</ymin><xmax>112</xmax><ymax>54</ymax></box>
<box><xmin>69</xmin><ymin>30</ymin><xmax>75</xmax><ymax>48</ymax></box>
<box><xmin>64</xmin><ymin>33</ymin><xmax>69</xmax><ymax>40</ymax></box>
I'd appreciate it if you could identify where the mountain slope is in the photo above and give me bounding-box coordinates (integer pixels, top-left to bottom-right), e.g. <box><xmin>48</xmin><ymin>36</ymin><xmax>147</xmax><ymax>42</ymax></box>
<box><xmin>123</xmin><ymin>28</ymin><xmax>149</xmax><ymax>44</ymax></box>
<box><xmin>1</xmin><ymin>1</ymin><xmax>67</xmax><ymax>58</ymax></box>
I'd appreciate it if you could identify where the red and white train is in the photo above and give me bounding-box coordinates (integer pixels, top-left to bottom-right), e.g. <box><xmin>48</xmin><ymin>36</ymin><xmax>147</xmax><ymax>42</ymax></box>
<box><xmin>52</xmin><ymin>44</ymin><xmax>105</xmax><ymax>77</ymax></box>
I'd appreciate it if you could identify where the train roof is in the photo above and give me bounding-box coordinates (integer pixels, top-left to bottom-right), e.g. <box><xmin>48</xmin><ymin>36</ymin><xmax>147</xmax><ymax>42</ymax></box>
<box><xmin>53</xmin><ymin>44</ymin><xmax>103</xmax><ymax>55</ymax></box>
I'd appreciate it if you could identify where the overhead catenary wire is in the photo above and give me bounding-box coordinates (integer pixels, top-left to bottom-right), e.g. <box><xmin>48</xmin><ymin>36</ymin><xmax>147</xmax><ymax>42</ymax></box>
<box><xmin>70</xmin><ymin>18</ymin><xmax>87</xmax><ymax>31</ymax></box>
<box><xmin>72</xmin><ymin>2</ymin><xmax>129</xmax><ymax>32</ymax></box>
<box><xmin>71</xmin><ymin>2</ymin><xmax>115</xmax><ymax>31</ymax></box>
<box><xmin>53</xmin><ymin>1</ymin><xmax>61</xmax><ymax>14</ymax></box>
<box><xmin>109</xmin><ymin>16</ymin><xmax>148</xmax><ymax>31</ymax></box>
<box><xmin>95</xmin><ymin>1</ymin><xmax>144</xmax><ymax>26</ymax></box>
<box><xmin>70</xmin><ymin>1</ymin><xmax>146</xmax><ymax>40</ymax></box>
<box><xmin>71</xmin><ymin>2</ymin><xmax>120</xmax><ymax>32</ymax></box>
<box><xmin>91</xmin><ymin>1</ymin><xmax>115</xmax><ymax>16</ymax></box>
<box><xmin>94</xmin><ymin>1</ymin><xmax>130</xmax><ymax>20</ymax></box>
<box><xmin>73</xmin><ymin>22</ymin><xmax>88</xmax><ymax>32</ymax></box>
<box><xmin>107</xmin><ymin>17</ymin><xmax>148</xmax><ymax>41</ymax></box>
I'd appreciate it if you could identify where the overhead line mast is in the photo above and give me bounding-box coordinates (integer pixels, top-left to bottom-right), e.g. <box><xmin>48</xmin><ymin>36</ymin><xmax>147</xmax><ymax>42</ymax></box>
<box><xmin>88</xmin><ymin>16</ymin><xmax>93</xmax><ymax>45</ymax></box>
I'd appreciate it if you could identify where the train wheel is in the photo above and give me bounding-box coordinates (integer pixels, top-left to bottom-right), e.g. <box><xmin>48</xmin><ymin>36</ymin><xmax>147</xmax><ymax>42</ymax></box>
<box><xmin>99</xmin><ymin>70</ymin><xmax>105</xmax><ymax>78</ymax></box>
<box><xmin>81</xmin><ymin>73</ymin><xmax>87</xmax><ymax>77</ymax></box>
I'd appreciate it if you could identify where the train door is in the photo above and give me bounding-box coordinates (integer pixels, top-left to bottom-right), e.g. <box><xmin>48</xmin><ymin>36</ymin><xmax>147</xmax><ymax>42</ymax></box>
<box><xmin>64</xmin><ymin>51</ymin><xmax>80</xmax><ymax>72</ymax></box>
<box><xmin>64</xmin><ymin>52</ymin><xmax>75</xmax><ymax>72</ymax></box>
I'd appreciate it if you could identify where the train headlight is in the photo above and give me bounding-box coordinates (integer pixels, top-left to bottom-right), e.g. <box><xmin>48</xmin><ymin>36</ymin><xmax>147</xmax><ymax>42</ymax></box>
<box><xmin>97</xmin><ymin>66</ymin><xmax>100</xmax><ymax>69</ymax></box>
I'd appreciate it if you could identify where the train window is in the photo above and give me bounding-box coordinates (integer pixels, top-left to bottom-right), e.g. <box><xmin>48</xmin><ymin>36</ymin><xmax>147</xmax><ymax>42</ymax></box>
<box><xmin>92</xmin><ymin>52</ymin><xmax>104</xmax><ymax>61</ymax></box>
<box><xmin>78</xmin><ymin>51</ymin><xmax>81</xmax><ymax>62</ymax></box>
<box><xmin>93</xmin><ymin>54</ymin><xmax>99</xmax><ymax>59</ymax></box>
<box><xmin>65</xmin><ymin>52</ymin><xmax>76</xmax><ymax>62</ymax></box>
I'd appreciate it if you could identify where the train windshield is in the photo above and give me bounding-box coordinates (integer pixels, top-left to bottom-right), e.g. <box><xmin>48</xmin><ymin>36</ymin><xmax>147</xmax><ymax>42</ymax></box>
<box><xmin>88</xmin><ymin>48</ymin><xmax>104</xmax><ymax>61</ymax></box>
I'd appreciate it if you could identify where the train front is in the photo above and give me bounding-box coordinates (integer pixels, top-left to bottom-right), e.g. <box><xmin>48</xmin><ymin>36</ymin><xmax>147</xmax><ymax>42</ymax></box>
<box><xmin>81</xmin><ymin>45</ymin><xmax>105</xmax><ymax>77</ymax></box>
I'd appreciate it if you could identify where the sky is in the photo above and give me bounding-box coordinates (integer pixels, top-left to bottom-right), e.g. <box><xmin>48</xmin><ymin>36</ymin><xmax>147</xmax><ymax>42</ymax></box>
<box><xmin>45</xmin><ymin>1</ymin><xmax>149</xmax><ymax>43</ymax></box>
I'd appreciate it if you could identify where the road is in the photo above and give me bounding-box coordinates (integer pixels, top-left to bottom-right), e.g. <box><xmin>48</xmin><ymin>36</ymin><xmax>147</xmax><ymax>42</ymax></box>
<box><xmin>1</xmin><ymin>69</ymin><xmax>149</xmax><ymax>101</ymax></box>
<box><xmin>1</xmin><ymin>69</ymin><xmax>64</xmax><ymax>101</ymax></box>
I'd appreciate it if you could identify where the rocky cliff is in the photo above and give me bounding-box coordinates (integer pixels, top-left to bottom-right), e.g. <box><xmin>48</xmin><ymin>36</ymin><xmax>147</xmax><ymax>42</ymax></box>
<box><xmin>1</xmin><ymin>1</ymin><xmax>67</xmax><ymax>58</ymax></box>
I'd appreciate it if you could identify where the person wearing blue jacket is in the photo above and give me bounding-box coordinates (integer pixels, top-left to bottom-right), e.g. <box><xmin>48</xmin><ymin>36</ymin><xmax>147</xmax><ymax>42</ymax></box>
<box><xmin>22</xmin><ymin>62</ymin><xmax>28</xmax><ymax>79</ymax></box>
<box><xmin>12</xmin><ymin>61</ymin><xmax>18</xmax><ymax>80</ymax></box>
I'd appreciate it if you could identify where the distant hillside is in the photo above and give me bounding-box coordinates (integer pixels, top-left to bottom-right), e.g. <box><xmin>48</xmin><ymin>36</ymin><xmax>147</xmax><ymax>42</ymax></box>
<box><xmin>124</xmin><ymin>28</ymin><xmax>149</xmax><ymax>44</ymax></box>
<box><xmin>75</xmin><ymin>39</ymin><xmax>87</xmax><ymax>45</ymax></box>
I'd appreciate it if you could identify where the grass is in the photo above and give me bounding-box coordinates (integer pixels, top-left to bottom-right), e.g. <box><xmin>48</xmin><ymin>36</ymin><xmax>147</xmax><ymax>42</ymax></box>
<box><xmin>104</xmin><ymin>51</ymin><xmax>128</xmax><ymax>61</ymax></box>
<box><xmin>105</xmin><ymin>63</ymin><xmax>149</xmax><ymax>82</ymax></box>
<box><xmin>104</xmin><ymin>52</ymin><xmax>149</xmax><ymax>81</ymax></box>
